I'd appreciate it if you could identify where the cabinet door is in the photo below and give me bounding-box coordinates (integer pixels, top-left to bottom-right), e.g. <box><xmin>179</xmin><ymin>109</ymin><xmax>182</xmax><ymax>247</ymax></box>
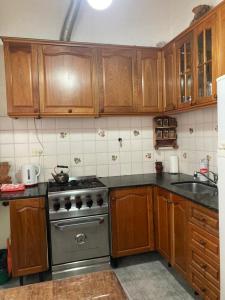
<box><xmin>10</xmin><ymin>198</ymin><xmax>48</xmax><ymax>277</ymax></box>
<box><xmin>193</xmin><ymin>13</ymin><xmax>217</xmax><ymax>104</ymax></box>
<box><xmin>3</xmin><ymin>42</ymin><xmax>39</xmax><ymax>116</ymax></box>
<box><xmin>163</xmin><ymin>43</ymin><xmax>177</xmax><ymax>112</ymax></box>
<box><xmin>155</xmin><ymin>188</ymin><xmax>171</xmax><ymax>261</ymax></box>
<box><xmin>171</xmin><ymin>194</ymin><xmax>188</xmax><ymax>278</ymax></box>
<box><xmin>111</xmin><ymin>187</ymin><xmax>154</xmax><ymax>257</ymax></box>
<box><xmin>98</xmin><ymin>48</ymin><xmax>138</xmax><ymax>114</ymax></box>
<box><xmin>218</xmin><ymin>3</ymin><xmax>225</xmax><ymax>76</ymax></box>
<box><xmin>137</xmin><ymin>49</ymin><xmax>163</xmax><ymax>112</ymax></box>
<box><xmin>39</xmin><ymin>45</ymin><xmax>99</xmax><ymax>116</ymax></box>
<box><xmin>175</xmin><ymin>33</ymin><xmax>194</xmax><ymax>109</ymax></box>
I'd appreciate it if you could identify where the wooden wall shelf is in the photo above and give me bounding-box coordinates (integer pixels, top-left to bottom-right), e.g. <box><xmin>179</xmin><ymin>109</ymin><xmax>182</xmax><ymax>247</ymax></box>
<box><xmin>153</xmin><ymin>116</ymin><xmax>178</xmax><ymax>149</ymax></box>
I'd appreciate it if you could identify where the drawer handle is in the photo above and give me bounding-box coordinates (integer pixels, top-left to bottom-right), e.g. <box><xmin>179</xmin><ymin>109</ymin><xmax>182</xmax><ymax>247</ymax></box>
<box><xmin>199</xmin><ymin>240</ymin><xmax>207</xmax><ymax>246</ymax></box>
<box><xmin>68</xmin><ymin>109</ymin><xmax>72</xmax><ymax>113</ymax></box>
<box><xmin>200</xmin><ymin>263</ymin><xmax>207</xmax><ymax>270</ymax></box>
<box><xmin>199</xmin><ymin>217</ymin><xmax>206</xmax><ymax>223</ymax></box>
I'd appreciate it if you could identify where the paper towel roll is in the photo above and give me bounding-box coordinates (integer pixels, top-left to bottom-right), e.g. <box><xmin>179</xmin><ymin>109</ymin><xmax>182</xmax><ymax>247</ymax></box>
<box><xmin>169</xmin><ymin>155</ymin><xmax>179</xmax><ymax>174</ymax></box>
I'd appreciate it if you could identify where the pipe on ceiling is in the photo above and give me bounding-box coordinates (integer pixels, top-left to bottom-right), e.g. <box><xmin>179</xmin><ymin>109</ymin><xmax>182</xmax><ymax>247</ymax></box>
<box><xmin>60</xmin><ymin>0</ymin><xmax>82</xmax><ymax>41</ymax></box>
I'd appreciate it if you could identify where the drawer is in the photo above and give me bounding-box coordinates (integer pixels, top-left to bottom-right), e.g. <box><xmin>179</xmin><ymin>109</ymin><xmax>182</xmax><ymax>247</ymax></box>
<box><xmin>190</xmin><ymin>266</ymin><xmax>220</xmax><ymax>300</ymax></box>
<box><xmin>190</xmin><ymin>246</ymin><xmax>220</xmax><ymax>288</ymax></box>
<box><xmin>189</xmin><ymin>223</ymin><xmax>219</xmax><ymax>263</ymax></box>
<box><xmin>188</xmin><ymin>202</ymin><xmax>219</xmax><ymax>236</ymax></box>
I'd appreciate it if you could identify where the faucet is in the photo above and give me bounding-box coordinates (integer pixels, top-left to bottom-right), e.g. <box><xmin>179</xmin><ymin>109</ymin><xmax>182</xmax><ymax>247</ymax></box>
<box><xmin>193</xmin><ymin>171</ymin><xmax>218</xmax><ymax>185</ymax></box>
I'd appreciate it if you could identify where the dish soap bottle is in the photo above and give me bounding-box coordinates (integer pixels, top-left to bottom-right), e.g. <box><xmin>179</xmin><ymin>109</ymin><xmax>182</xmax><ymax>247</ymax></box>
<box><xmin>199</xmin><ymin>157</ymin><xmax>209</xmax><ymax>181</ymax></box>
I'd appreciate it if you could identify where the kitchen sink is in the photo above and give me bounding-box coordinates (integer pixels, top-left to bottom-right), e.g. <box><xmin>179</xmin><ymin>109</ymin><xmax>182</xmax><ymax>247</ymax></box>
<box><xmin>171</xmin><ymin>181</ymin><xmax>218</xmax><ymax>196</ymax></box>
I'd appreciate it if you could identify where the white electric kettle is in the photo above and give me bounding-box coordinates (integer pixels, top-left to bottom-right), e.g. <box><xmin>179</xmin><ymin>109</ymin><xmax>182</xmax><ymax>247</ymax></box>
<box><xmin>21</xmin><ymin>164</ymin><xmax>41</xmax><ymax>186</ymax></box>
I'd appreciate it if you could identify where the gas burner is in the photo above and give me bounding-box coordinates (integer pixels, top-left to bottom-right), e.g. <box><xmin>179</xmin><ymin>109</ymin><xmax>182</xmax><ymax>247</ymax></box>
<box><xmin>48</xmin><ymin>176</ymin><xmax>105</xmax><ymax>193</ymax></box>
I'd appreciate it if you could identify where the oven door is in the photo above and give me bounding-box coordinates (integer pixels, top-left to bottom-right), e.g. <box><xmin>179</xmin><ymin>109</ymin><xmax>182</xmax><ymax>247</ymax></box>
<box><xmin>50</xmin><ymin>214</ymin><xmax>109</xmax><ymax>265</ymax></box>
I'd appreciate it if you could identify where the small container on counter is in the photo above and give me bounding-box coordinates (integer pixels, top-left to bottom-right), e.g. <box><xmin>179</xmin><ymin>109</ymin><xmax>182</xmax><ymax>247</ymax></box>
<box><xmin>155</xmin><ymin>161</ymin><xmax>163</xmax><ymax>174</ymax></box>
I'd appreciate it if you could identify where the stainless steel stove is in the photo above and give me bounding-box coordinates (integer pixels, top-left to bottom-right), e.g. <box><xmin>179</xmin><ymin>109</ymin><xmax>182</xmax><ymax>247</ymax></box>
<box><xmin>48</xmin><ymin>176</ymin><xmax>110</xmax><ymax>279</ymax></box>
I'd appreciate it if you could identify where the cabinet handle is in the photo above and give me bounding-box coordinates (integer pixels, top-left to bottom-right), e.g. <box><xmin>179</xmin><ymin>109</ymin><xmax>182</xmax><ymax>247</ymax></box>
<box><xmin>199</xmin><ymin>240</ymin><xmax>206</xmax><ymax>246</ymax></box>
<box><xmin>201</xmin><ymin>288</ymin><xmax>207</xmax><ymax>293</ymax></box>
<box><xmin>68</xmin><ymin>109</ymin><xmax>72</xmax><ymax>113</ymax></box>
<box><xmin>214</xmin><ymin>94</ymin><xmax>217</xmax><ymax>100</ymax></box>
<box><xmin>34</xmin><ymin>108</ymin><xmax>39</xmax><ymax>113</ymax></box>
<box><xmin>199</xmin><ymin>217</ymin><xmax>206</xmax><ymax>223</ymax></box>
<box><xmin>200</xmin><ymin>263</ymin><xmax>207</xmax><ymax>270</ymax></box>
<box><xmin>111</xmin><ymin>197</ymin><xmax>116</xmax><ymax>201</ymax></box>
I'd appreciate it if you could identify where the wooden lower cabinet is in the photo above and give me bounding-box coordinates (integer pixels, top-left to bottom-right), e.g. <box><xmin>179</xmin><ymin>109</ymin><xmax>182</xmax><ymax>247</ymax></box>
<box><xmin>171</xmin><ymin>193</ymin><xmax>188</xmax><ymax>278</ymax></box>
<box><xmin>188</xmin><ymin>202</ymin><xmax>220</xmax><ymax>299</ymax></box>
<box><xmin>155</xmin><ymin>188</ymin><xmax>171</xmax><ymax>261</ymax></box>
<box><xmin>110</xmin><ymin>186</ymin><xmax>155</xmax><ymax>258</ymax></box>
<box><xmin>10</xmin><ymin>197</ymin><xmax>48</xmax><ymax>277</ymax></box>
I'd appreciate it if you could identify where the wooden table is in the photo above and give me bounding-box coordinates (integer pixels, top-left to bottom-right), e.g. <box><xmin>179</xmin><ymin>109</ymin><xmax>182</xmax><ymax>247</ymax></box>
<box><xmin>0</xmin><ymin>271</ymin><xmax>128</xmax><ymax>300</ymax></box>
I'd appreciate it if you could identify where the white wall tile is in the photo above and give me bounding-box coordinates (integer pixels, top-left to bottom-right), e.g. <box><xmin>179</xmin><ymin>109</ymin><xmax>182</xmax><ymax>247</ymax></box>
<box><xmin>0</xmin><ymin>106</ymin><xmax>217</xmax><ymax>182</ymax></box>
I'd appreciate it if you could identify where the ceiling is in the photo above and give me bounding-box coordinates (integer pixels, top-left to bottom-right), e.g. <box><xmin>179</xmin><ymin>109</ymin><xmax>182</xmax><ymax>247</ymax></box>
<box><xmin>0</xmin><ymin>0</ymin><xmax>221</xmax><ymax>46</ymax></box>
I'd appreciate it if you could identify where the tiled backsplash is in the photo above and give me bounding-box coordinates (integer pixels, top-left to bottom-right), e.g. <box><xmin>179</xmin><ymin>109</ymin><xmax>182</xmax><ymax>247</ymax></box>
<box><xmin>0</xmin><ymin>107</ymin><xmax>218</xmax><ymax>183</ymax></box>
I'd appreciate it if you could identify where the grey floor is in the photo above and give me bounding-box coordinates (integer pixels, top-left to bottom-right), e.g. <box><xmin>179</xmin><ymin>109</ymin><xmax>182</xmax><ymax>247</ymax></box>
<box><xmin>0</xmin><ymin>253</ymin><xmax>199</xmax><ymax>300</ymax></box>
<box><xmin>114</xmin><ymin>252</ymin><xmax>198</xmax><ymax>300</ymax></box>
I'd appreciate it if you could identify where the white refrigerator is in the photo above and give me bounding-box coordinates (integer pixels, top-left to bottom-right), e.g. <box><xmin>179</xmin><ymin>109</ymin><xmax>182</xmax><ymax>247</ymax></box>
<box><xmin>217</xmin><ymin>75</ymin><xmax>225</xmax><ymax>299</ymax></box>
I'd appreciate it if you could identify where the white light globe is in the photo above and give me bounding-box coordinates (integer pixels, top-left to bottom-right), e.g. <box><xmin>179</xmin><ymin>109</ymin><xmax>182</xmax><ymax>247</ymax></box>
<box><xmin>87</xmin><ymin>0</ymin><xmax>112</xmax><ymax>10</ymax></box>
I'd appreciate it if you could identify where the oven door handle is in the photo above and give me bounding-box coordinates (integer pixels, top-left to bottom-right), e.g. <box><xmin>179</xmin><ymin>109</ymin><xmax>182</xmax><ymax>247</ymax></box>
<box><xmin>53</xmin><ymin>217</ymin><xmax>105</xmax><ymax>231</ymax></box>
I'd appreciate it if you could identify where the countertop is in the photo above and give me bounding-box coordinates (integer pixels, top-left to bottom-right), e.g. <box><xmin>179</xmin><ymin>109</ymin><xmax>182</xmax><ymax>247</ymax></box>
<box><xmin>100</xmin><ymin>173</ymin><xmax>218</xmax><ymax>212</ymax></box>
<box><xmin>0</xmin><ymin>183</ymin><xmax>48</xmax><ymax>201</ymax></box>
<box><xmin>0</xmin><ymin>173</ymin><xmax>218</xmax><ymax>211</ymax></box>
<box><xmin>0</xmin><ymin>271</ymin><xmax>127</xmax><ymax>300</ymax></box>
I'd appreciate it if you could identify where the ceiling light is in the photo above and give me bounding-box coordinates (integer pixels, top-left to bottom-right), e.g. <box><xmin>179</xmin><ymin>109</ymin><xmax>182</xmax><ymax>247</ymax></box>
<box><xmin>87</xmin><ymin>0</ymin><xmax>112</xmax><ymax>10</ymax></box>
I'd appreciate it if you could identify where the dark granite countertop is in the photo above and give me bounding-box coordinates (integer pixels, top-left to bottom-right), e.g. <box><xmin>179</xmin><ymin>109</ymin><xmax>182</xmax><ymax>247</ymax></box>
<box><xmin>100</xmin><ymin>173</ymin><xmax>218</xmax><ymax>212</ymax></box>
<box><xmin>0</xmin><ymin>182</ymin><xmax>48</xmax><ymax>201</ymax></box>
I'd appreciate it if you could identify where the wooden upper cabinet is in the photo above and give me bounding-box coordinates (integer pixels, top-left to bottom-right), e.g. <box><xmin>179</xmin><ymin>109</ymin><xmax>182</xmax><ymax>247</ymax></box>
<box><xmin>111</xmin><ymin>186</ymin><xmax>155</xmax><ymax>258</ymax></box>
<box><xmin>3</xmin><ymin>42</ymin><xmax>40</xmax><ymax>116</ymax></box>
<box><xmin>10</xmin><ymin>198</ymin><xmax>48</xmax><ymax>277</ymax></box>
<box><xmin>218</xmin><ymin>2</ymin><xmax>225</xmax><ymax>77</ymax></box>
<box><xmin>193</xmin><ymin>13</ymin><xmax>218</xmax><ymax>105</ymax></box>
<box><xmin>137</xmin><ymin>49</ymin><xmax>163</xmax><ymax>112</ymax></box>
<box><xmin>38</xmin><ymin>45</ymin><xmax>99</xmax><ymax>116</ymax></box>
<box><xmin>98</xmin><ymin>47</ymin><xmax>137</xmax><ymax>114</ymax></box>
<box><xmin>171</xmin><ymin>193</ymin><xmax>188</xmax><ymax>278</ymax></box>
<box><xmin>155</xmin><ymin>188</ymin><xmax>171</xmax><ymax>261</ymax></box>
<box><xmin>175</xmin><ymin>33</ymin><xmax>194</xmax><ymax>109</ymax></box>
<box><xmin>163</xmin><ymin>43</ymin><xmax>177</xmax><ymax>112</ymax></box>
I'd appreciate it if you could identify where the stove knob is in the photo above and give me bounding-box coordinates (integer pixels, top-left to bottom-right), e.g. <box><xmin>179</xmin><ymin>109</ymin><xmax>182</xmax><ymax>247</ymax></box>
<box><xmin>86</xmin><ymin>195</ymin><xmax>93</xmax><ymax>208</ymax></box>
<box><xmin>97</xmin><ymin>195</ymin><xmax>104</xmax><ymax>206</ymax></box>
<box><xmin>53</xmin><ymin>199</ymin><xmax>60</xmax><ymax>211</ymax></box>
<box><xmin>65</xmin><ymin>197</ymin><xmax>72</xmax><ymax>210</ymax></box>
<box><xmin>75</xmin><ymin>196</ymin><xmax>82</xmax><ymax>209</ymax></box>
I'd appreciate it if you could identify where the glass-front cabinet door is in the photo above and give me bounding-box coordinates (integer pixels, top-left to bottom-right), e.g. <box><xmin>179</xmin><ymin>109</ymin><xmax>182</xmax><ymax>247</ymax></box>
<box><xmin>194</xmin><ymin>14</ymin><xmax>217</xmax><ymax>104</ymax></box>
<box><xmin>176</xmin><ymin>33</ymin><xmax>193</xmax><ymax>108</ymax></box>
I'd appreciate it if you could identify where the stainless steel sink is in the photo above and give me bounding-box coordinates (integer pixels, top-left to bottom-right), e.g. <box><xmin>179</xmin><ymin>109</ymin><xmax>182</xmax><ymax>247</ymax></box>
<box><xmin>171</xmin><ymin>181</ymin><xmax>217</xmax><ymax>195</ymax></box>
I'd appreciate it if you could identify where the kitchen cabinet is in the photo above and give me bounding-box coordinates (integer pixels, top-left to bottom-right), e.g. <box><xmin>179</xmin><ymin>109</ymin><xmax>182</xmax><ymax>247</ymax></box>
<box><xmin>110</xmin><ymin>186</ymin><xmax>154</xmax><ymax>258</ymax></box>
<box><xmin>3</xmin><ymin>42</ymin><xmax>40</xmax><ymax>117</ymax></box>
<box><xmin>188</xmin><ymin>202</ymin><xmax>220</xmax><ymax>298</ymax></box>
<box><xmin>155</xmin><ymin>188</ymin><xmax>171</xmax><ymax>261</ymax></box>
<box><xmin>193</xmin><ymin>13</ymin><xmax>218</xmax><ymax>105</ymax></box>
<box><xmin>175</xmin><ymin>33</ymin><xmax>194</xmax><ymax>109</ymax></box>
<box><xmin>162</xmin><ymin>43</ymin><xmax>177</xmax><ymax>112</ymax></box>
<box><xmin>98</xmin><ymin>47</ymin><xmax>138</xmax><ymax>114</ymax></box>
<box><xmin>170</xmin><ymin>193</ymin><xmax>188</xmax><ymax>278</ymax></box>
<box><xmin>136</xmin><ymin>48</ymin><xmax>163</xmax><ymax>112</ymax></box>
<box><xmin>218</xmin><ymin>2</ymin><xmax>225</xmax><ymax>76</ymax></box>
<box><xmin>38</xmin><ymin>45</ymin><xmax>99</xmax><ymax>116</ymax></box>
<box><xmin>10</xmin><ymin>197</ymin><xmax>48</xmax><ymax>277</ymax></box>
<box><xmin>155</xmin><ymin>189</ymin><xmax>189</xmax><ymax>278</ymax></box>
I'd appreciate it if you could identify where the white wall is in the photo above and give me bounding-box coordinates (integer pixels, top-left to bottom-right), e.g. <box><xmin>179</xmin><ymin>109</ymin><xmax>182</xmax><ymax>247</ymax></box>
<box><xmin>0</xmin><ymin>0</ymin><xmax>174</xmax><ymax>46</ymax></box>
<box><xmin>169</xmin><ymin>0</ymin><xmax>222</xmax><ymax>38</ymax></box>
